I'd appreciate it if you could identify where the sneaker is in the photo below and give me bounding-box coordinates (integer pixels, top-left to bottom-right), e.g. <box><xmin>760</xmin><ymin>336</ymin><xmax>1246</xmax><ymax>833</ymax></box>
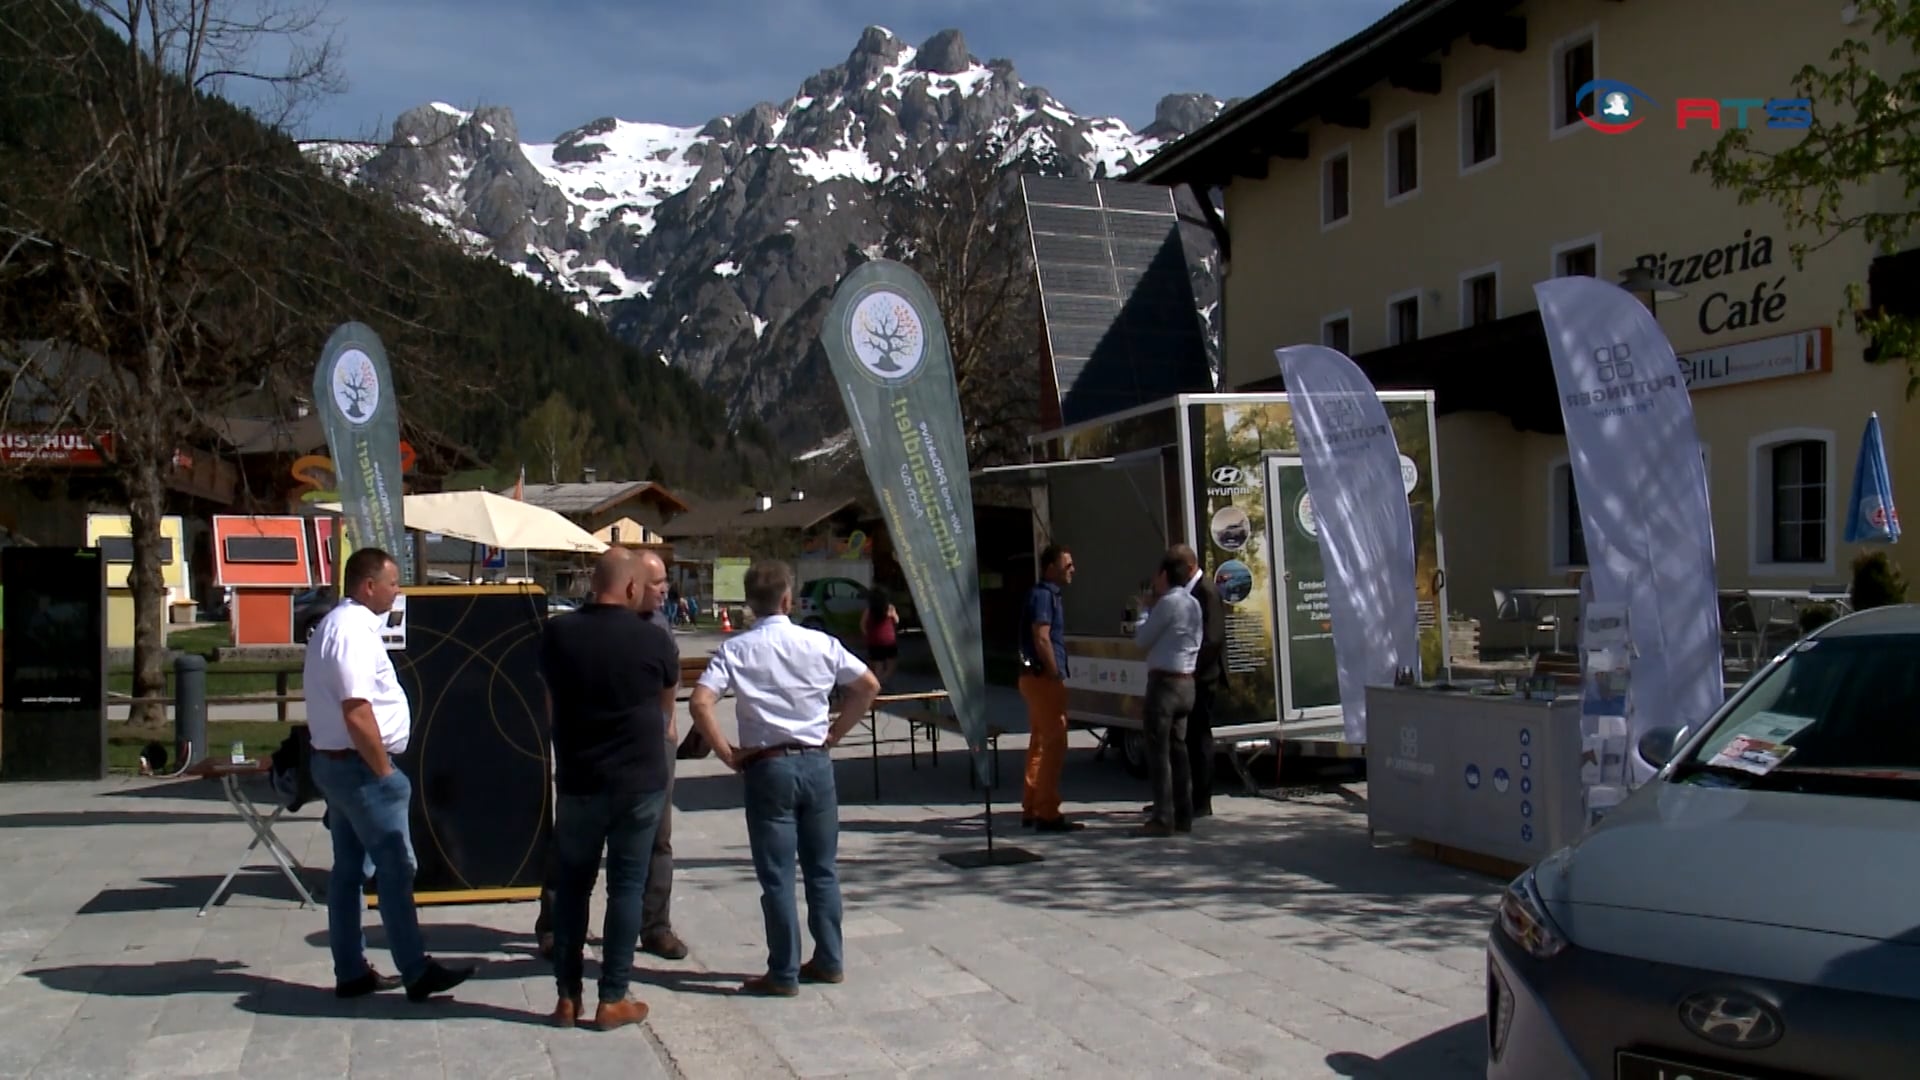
<box><xmin>640</xmin><ymin>930</ymin><xmax>688</xmax><ymax>961</ymax></box>
<box><xmin>405</xmin><ymin>958</ymin><xmax>476</xmax><ymax>1002</ymax></box>
<box><xmin>334</xmin><ymin>967</ymin><xmax>401</xmax><ymax>999</ymax></box>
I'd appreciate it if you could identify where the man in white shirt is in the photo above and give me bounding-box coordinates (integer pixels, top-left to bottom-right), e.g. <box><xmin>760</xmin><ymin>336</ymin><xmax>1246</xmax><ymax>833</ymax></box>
<box><xmin>688</xmin><ymin>560</ymin><xmax>880</xmax><ymax>996</ymax></box>
<box><xmin>1132</xmin><ymin>551</ymin><xmax>1203</xmax><ymax>837</ymax></box>
<box><xmin>304</xmin><ymin>547</ymin><xmax>473</xmax><ymax>1002</ymax></box>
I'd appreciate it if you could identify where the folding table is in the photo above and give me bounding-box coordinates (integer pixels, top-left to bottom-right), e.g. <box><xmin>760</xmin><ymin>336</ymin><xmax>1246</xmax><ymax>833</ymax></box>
<box><xmin>190</xmin><ymin>757</ymin><xmax>317</xmax><ymax>917</ymax></box>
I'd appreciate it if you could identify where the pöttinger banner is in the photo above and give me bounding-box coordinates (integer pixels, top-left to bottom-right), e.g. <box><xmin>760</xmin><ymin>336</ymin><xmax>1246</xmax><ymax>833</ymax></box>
<box><xmin>1534</xmin><ymin>277</ymin><xmax>1722</xmax><ymax>783</ymax></box>
<box><xmin>1274</xmin><ymin>345</ymin><xmax>1421</xmax><ymax>745</ymax></box>
<box><xmin>314</xmin><ymin>322</ymin><xmax>408</xmax><ymax>579</ymax></box>
<box><xmin>819</xmin><ymin>260</ymin><xmax>988</xmax><ymax>782</ymax></box>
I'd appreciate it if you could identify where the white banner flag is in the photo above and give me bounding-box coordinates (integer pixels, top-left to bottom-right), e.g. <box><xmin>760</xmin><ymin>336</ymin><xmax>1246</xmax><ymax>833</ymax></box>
<box><xmin>1275</xmin><ymin>345</ymin><xmax>1421</xmax><ymax>744</ymax></box>
<box><xmin>1534</xmin><ymin>277</ymin><xmax>1723</xmax><ymax>782</ymax></box>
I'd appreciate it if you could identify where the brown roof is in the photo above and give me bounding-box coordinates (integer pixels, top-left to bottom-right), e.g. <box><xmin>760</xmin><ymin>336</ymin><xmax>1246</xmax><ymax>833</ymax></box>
<box><xmin>654</xmin><ymin>495</ymin><xmax>858</xmax><ymax>539</ymax></box>
<box><xmin>503</xmin><ymin>480</ymin><xmax>692</xmax><ymax>516</ymax></box>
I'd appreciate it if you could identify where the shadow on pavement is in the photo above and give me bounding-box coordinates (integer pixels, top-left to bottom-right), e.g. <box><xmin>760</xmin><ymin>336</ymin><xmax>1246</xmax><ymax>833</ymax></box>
<box><xmin>23</xmin><ymin>957</ymin><xmax>548</xmax><ymax>1026</ymax></box>
<box><xmin>0</xmin><ymin>810</ymin><xmax>240</xmax><ymax>828</ymax></box>
<box><xmin>79</xmin><ymin>872</ymin><xmax>323</xmax><ymax>915</ymax></box>
<box><xmin>1328</xmin><ymin>1018</ymin><xmax>1485</xmax><ymax>1078</ymax></box>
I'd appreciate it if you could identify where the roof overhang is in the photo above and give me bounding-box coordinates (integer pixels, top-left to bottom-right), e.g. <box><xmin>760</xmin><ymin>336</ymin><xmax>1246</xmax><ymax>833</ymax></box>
<box><xmin>1127</xmin><ymin>0</ymin><xmax>1525</xmax><ymax>189</ymax></box>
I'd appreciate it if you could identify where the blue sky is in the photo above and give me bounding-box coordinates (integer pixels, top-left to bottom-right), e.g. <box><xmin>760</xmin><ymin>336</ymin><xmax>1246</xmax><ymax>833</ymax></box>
<box><xmin>294</xmin><ymin>0</ymin><xmax>1401</xmax><ymax>141</ymax></box>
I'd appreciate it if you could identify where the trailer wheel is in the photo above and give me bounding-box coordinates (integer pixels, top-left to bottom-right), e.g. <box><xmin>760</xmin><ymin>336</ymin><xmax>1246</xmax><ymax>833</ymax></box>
<box><xmin>1118</xmin><ymin>728</ymin><xmax>1149</xmax><ymax>779</ymax></box>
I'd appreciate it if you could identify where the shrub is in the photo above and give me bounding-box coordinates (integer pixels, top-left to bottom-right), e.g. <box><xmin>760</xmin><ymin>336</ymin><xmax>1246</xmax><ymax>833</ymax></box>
<box><xmin>1798</xmin><ymin>602</ymin><xmax>1840</xmax><ymax>635</ymax></box>
<box><xmin>1848</xmin><ymin>551</ymin><xmax>1908</xmax><ymax>611</ymax></box>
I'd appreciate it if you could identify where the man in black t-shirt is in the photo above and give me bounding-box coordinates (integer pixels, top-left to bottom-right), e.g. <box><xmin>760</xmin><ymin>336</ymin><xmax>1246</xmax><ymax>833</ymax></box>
<box><xmin>538</xmin><ymin>548</ymin><xmax>679</xmax><ymax>1032</ymax></box>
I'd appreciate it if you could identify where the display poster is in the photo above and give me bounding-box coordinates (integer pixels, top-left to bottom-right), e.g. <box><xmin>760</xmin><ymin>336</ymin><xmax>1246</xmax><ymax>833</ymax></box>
<box><xmin>1</xmin><ymin>547</ymin><xmax>108</xmax><ymax>781</ymax></box>
<box><xmin>713</xmin><ymin>558</ymin><xmax>749</xmax><ymax>604</ymax></box>
<box><xmin>1268</xmin><ymin>459</ymin><xmax>1340</xmax><ymax>714</ymax></box>
<box><xmin>314</xmin><ymin>322</ymin><xmax>410</xmax><ymax>584</ymax></box>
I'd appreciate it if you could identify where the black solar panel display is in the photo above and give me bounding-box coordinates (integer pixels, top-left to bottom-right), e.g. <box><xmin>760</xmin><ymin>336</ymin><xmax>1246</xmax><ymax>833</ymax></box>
<box><xmin>1021</xmin><ymin>177</ymin><xmax>1213</xmax><ymax>426</ymax></box>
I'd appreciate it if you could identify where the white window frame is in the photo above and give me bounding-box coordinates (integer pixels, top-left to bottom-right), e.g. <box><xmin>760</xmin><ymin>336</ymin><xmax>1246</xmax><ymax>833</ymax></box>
<box><xmin>1550</xmin><ymin>233</ymin><xmax>1604</xmax><ymax>280</ymax></box>
<box><xmin>1748</xmin><ymin>427</ymin><xmax>1837</xmax><ymax>577</ymax></box>
<box><xmin>1385</xmin><ymin>288</ymin><xmax>1422</xmax><ymax>346</ymax></box>
<box><xmin>1549</xmin><ymin>24</ymin><xmax>1599</xmax><ymax>140</ymax></box>
<box><xmin>1383</xmin><ymin>114</ymin><xmax>1422</xmax><ymax>206</ymax></box>
<box><xmin>1320</xmin><ymin>309</ymin><xmax>1353</xmax><ymax>353</ymax></box>
<box><xmin>1458</xmin><ymin>262</ymin><xmax>1502</xmax><ymax>329</ymax></box>
<box><xmin>1320</xmin><ymin>144</ymin><xmax>1353</xmax><ymax>231</ymax></box>
<box><xmin>1458</xmin><ymin>72</ymin><xmax>1501</xmax><ymax>176</ymax></box>
<box><xmin>1552</xmin><ymin>445</ymin><xmax>1711</xmax><ymax>575</ymax></box>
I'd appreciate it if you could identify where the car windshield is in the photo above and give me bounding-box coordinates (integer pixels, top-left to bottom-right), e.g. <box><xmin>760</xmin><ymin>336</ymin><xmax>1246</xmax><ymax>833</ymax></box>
<box><xmin>1676</xmin><ymin>633</ymin><xmax>1920</xmax><ymax>798</ymax></box>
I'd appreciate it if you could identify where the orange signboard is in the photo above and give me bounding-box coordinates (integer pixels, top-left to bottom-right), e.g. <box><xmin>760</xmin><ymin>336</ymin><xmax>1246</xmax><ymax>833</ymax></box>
<box><xmin>212</xmin><ymin>515</ymin><xmax>312</xmax><ymax>589</ymax></box>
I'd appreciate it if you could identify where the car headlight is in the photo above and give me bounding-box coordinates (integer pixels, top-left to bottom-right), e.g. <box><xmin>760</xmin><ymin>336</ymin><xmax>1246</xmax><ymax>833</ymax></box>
<box><xmin>1497</xmin><ymin>867</ymin><xmax>1568</xmax><ymax>960</ymax></box>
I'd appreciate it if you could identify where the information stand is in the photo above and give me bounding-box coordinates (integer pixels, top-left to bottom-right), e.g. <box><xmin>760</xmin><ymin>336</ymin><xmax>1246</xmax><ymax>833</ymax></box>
<box><xmin>212</xmin><ymin>516</ymin><xmax>312</xmax><ymax>646</ymax></box>
<box><xmin>86</xmin><ymin>514</ymin><xmax>186</xmax><ymax>649</ymax></box>
<box><xmin>1576</xmin><ymin>576</ymin><xmax>1635</xmax><ymax>826</ymax></box>
<box><xmin>1</xmin><ymin>547</ymin><xmax>108</xmax><ymax>780</ymax></box>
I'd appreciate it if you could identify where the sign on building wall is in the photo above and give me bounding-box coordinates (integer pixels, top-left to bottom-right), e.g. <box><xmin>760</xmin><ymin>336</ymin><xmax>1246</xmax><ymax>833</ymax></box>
<box><xmin>1676</xmin><ymin>327</ymin><xmax>1830</xmax><ymax>394</ymax></box>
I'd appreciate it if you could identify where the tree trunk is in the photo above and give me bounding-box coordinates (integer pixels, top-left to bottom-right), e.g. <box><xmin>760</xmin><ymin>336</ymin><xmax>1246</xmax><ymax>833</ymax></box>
<box><xmin>125</xmin><ymin>457</ymin><xmax>170</xmax><ymax>729</ymax></box>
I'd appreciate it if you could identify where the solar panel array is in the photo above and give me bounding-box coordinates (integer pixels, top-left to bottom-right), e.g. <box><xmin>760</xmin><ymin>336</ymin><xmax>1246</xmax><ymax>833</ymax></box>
<box><xmin>1020</xmin><ymin>176</ymin><xmax>1213</xmax><ymax>426</ymax></box>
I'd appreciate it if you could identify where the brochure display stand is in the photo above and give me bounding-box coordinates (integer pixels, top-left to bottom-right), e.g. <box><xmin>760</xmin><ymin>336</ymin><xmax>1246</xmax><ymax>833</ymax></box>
<box><xmin>1576</xmin><ymin>575</ymin><xmax>1635</xmax><ymax>828</ymax></box>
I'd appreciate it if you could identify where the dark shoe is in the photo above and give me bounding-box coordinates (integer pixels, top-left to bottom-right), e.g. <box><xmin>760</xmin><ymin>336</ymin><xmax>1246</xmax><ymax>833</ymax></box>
<box><xmin>641</xmin><ymin>931</ymin><xmax>688</xmax><ymax>961</ymax></box>
<box><xmin>1193</xmin><ymin>804</ymin><xmax>1214</xmax><ymax>818</ymax></box>
<box><xmin>405</xmin><ymin>959</ymin><xmax>475</xmax><ymax>1002</ymax></box>
<box><xmin>1137</xmin><ymin>822</ymin><xmax>1174</xmax><ymax>838</ymax></box>
<box><xmin>799</xmin><ymin>959</ymin><xmax>844</xmax><ymax>985</ymax></box>
<box><xmin>334</xmin><ymin>967</ymin><xmax>401</xmax><ymax>998</ymax></box>
<box><xmin>592</xmin><ymin>996</ymin><xmax>649</xmax><ymax>1031</ymax></box>
<box><xmin>740</xmin><ymin>974</ymin><xmax>799</xmax><ymax>997</ymax></box>
<box><xmin>550</xmin><ymin>996</ymin><xmax>583</xmax><ymax>1028</ymax></box>
<box><xmin>1174</xmin><ymin>820</ymin><xmax>1194</xmax><ymax>834</ymax></box>
<box><xmin>1020</xmin><ymin>815</ymin><xmax>1036</xmax><ymax>828</ymax></box>
<box><xmin>1034</xmin><ymin>817</ymin><xmax>1085</xmax><ymax>833</ymax></box>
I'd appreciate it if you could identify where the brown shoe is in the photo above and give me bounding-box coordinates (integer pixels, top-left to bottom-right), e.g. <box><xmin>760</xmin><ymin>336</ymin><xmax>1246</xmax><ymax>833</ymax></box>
<box><xmin>641</xmin><ymin>930</ymin><xmax>689</xmax><ymax>960</ymax></box>
<box><xmin>550</xmin><ymin>996</ymin><xmax>582</xmax><ymax>1028</ymax></box>
<box><xmin>1137</xmin><ymin>822</ymin><xmax>1174</xmax><ymax>838</ymax></box>
<box><xmin>799</xmin><ymin>959</ymin><xmax>844</xmax><ymax>984</ymax></box>
<box><xmin>739</xmin><ymin>974</ymin><xmax>799</xmax><ymax>997</ymax></box>
<box><xmin>592</xmin><ymin>997</ymin><xmax>649</xmax><ymax>1031</ymax></box>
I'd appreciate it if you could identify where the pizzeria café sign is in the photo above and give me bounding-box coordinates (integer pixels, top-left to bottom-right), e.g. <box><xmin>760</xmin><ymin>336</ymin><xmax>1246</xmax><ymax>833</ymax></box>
<box><xmin>1676</xmin><ymin>327</ymin><xmax>1829</xmax><ymax>394</ymax></box>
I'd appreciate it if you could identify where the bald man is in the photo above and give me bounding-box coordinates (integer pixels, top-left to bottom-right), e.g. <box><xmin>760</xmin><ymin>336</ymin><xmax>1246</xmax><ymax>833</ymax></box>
<box><xmin>536</xmin><ymin>547</ymin><xmax>680</xmax><ymax>1030</ymax></box>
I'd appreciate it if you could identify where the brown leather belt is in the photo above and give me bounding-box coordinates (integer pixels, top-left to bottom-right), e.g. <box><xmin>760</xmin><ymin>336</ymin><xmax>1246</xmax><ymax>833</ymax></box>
<box><xmin>1149</xmin><ymin>670</ymin><xmax>1194</xmax><ymax>680</ymax></box>
<box><xmin>734</xmin><ymin>743</ymin><xmax>827</xmax><ymax>768</ymax></box>
<box><xmin>315</xmin><ymin>748</ymin><xmax>358</xmax><ymax>759</ymax></box>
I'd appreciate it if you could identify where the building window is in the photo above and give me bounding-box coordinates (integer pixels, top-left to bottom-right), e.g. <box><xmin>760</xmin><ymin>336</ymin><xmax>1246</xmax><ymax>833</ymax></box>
<box><xmin>1552</xmin><ymin>30</ymin><xmax>1597</xmax><ymax>133</ymax></box>
<box><xmin>1461</xmin><ymin>266</ymin><xmax>1500</xmax><ymax>327</ymax></box>
<box><xmin>1387</xmin><ymin>293</ymin><xmax>1420</xmax><ymax>345</ymax></box>
<box><xmin>1322</xmin><ymin>149</ymin><xmax>1351</xmax><ymax>227</ymax></box>
<box><xmin>1386</xmin><ymin>116</ymin><xmax>1420</xmax><ymax>202</ymax></box>
<box><xmin>1554</xmin><ymin>237</ymin><xmax>1600</xmax><ymax>279</ymax></box>
<box><xmin>1550</xmin><ymin>461</ymin><xmax>1587</xmax><ymax>571</ymax></box>
<box><xmin>1321</xmin><ymin>312</ymin><xmax>1351</xmax><ymax>354</ymax></box>
<box><xmin>1460</xmin><ymin>75</ymin><xmax>1498</xmax><ymax>172</ymax></box>
<box><xmin>1750</xmin><ymin>428</ymin><xmax>1835</xmax><ymax>575</ymax></box>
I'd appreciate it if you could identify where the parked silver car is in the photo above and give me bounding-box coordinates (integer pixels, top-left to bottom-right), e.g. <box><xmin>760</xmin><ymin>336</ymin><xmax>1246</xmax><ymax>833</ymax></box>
<box><xmin>1488</xmin><ymin>604</ymin><xmax>1920</xmax><ymax>1080</ymax></box>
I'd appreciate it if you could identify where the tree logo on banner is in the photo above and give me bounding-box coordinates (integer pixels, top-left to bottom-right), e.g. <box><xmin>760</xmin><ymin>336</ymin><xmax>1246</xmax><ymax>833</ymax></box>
<box><xmin>849</xmin><ymin>289</ymin><xmax>926</xmax><ymax>382</ymax></box>
<box><xmin>329</xmin><ymin>348</ymin><xmax>381</xmax><ymax>424</ymax></box>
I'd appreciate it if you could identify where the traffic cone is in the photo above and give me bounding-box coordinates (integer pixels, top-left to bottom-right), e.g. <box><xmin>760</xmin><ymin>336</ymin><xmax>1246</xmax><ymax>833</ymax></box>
<box><xmin>720</xmin><ymin>607</ymin><xmax>733</xmax><ymax>633</ymax></box>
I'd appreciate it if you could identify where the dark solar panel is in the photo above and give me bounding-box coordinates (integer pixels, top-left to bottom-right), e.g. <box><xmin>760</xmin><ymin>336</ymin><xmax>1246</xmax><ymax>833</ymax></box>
<box><xmin>97</xmin><ymin>536</ymin><xmax>174</xmax><ymax>565</ymax></box>
<box><xmin>1020</xmin><ymin>176</ymin><xmax>1212</xmax><ymax>426</ymax></box>
<box><xmin>225</xmin><ymin>535</ymin><xmax>300</xmax><ymax>563</ymax></box>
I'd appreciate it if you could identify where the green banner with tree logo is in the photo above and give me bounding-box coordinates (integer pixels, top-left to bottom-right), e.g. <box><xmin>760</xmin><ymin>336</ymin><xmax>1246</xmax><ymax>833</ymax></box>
<box><xmin>819</xmin><ymin>260</ymin><xmax>988</xmax><ymax>779</ymax></box>
<box><xmin>314</xmin><ymin>322</ymin><xmax>407</xmax><ymax>580</ymax></box>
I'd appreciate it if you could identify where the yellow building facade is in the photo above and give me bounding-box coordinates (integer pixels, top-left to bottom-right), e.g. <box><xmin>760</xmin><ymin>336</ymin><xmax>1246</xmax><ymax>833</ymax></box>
<box><xmin>1135</xmin><ymin>0</ymin><xmax>1919</xmax><ymax>648</ymax></box>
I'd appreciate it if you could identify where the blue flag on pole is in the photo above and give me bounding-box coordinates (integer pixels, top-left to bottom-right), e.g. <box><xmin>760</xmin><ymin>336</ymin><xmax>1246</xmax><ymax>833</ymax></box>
<box><xmin>1843</xmin><ymin>412</ymin><xmax>1901</xmax><ymax>544</ymax></box>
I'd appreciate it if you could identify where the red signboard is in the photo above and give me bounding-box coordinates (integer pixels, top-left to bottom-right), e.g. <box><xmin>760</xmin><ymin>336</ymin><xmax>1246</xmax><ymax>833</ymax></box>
<box><xmin>0</xmin><ymin>430</ymin><xmax>111</xmax><ymax>466</ymax></box>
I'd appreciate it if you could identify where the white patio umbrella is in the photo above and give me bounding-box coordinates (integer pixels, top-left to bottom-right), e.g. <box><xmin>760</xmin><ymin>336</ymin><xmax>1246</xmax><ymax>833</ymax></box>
<box><xmin>317</xmin><ymin>490</ymin><xmax>608</xmax><ymax>553</ymax></box>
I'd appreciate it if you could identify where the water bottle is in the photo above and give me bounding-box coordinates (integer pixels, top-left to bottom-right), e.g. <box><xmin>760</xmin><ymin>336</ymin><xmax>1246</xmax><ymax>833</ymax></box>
<box><xmin>230</xmin><ymin>740</ymin><xmax>245</xmax><ymax>764</ymax></box>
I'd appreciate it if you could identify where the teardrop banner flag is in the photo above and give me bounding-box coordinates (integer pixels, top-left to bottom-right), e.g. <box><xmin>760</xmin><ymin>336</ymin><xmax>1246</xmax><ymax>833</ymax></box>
<box><xmin>820</xmin><ymin>259</ymin><xmax>989</xmax><ymax>783</ymax></box>
<box><xmin>1534</xmin><ymin>277</ymin><xmax>1722</xmax><ymax>783</ymax></box>
<box><xmin>1274</xmin><ymin>344</ymin><xmax>1421</xmax><ymax>745</ymax></box>
<box><xmin>314</xmin><ymin>322</ymin><xmax>408</xmax><ymax>580</ymax></box>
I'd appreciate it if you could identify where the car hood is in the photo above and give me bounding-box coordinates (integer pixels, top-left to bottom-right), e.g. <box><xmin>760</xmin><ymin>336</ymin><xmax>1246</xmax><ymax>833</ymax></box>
<box><xmin>1540</xmin><ymin>781</ymin><xmax>1920</xmax><ymax>943</ymax></box>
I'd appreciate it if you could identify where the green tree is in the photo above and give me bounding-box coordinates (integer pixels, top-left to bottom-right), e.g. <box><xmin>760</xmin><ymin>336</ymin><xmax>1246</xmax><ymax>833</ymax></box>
<box><xmin>517</xmin><ymin>391</ymin><xmax>593</xmax><ymax>485</ymax></box>
<box><xmin>1693</xmin><ymin>0</ymin><xmax>1920</xmax><ymax>394</ymax></box>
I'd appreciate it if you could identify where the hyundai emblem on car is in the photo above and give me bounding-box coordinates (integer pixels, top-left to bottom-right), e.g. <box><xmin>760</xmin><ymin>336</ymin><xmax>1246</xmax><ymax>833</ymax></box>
<box><xmin>1678</xmin><ymin>990</ymin><xmax>1784</xmax><ymax>1049</ymax></box>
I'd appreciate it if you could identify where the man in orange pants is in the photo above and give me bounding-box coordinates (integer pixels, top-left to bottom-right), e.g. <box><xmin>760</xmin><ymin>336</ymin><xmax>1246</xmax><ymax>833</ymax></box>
<box><xmin>1019</xmin><ymin>545</ymin><xmax>1081</xmax><ymax>832</ymax></box>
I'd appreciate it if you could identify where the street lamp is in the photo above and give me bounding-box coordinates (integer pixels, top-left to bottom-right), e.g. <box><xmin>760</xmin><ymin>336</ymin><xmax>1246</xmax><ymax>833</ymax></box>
<box><xmin>1616</xmin><ymin>265</ymin><xmax>1687</xmax><ymax>317</ymax></box>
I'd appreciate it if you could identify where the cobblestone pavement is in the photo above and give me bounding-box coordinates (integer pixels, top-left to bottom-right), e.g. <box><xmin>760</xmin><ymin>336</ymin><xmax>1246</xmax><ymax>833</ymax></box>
<box><xmin>0</xmin><ymin>709</ymin><xmax>1496</xmax><ymax>1079</ymax></box>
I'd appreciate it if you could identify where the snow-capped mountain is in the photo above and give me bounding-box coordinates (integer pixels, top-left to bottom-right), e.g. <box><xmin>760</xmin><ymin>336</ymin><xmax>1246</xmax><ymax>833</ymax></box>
<box><xmin>323</xmin><ymin>26</ymin><xmax>1224</xmax><ymax>451</ymax></box>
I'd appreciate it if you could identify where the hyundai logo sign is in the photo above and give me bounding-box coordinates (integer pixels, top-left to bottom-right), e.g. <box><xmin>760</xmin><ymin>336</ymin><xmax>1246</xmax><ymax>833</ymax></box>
<box><xmin>1678</xmin><ymin>990</ymin><xmax>1783</xmax><ymax>1049</ymax></box>
<box><xmin>1210</xmin><ymin>466</ymin><xmax>1243</xmax><ymax>486</ymax></box>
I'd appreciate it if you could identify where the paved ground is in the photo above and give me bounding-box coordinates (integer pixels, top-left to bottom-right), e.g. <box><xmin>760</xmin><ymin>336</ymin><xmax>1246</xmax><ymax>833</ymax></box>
<box><xmin>2</xmin><ymin>701</ymin><xmax>1498</xmax><ymax>1079</ymax></box>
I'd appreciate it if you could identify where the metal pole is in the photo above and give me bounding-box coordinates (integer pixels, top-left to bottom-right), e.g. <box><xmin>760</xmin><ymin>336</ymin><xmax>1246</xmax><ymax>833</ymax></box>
<box><xmin>174</xmin><ymin>653</ymin><xmax>208</xmax><ymax>768</ymax></box>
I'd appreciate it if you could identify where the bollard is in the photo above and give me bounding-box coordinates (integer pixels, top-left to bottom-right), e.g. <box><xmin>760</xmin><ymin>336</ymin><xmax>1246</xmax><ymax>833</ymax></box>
<box><xmin>174</xmin><ymin>653</ymin><xmax>208</xmax><ymax>768</ymax></box>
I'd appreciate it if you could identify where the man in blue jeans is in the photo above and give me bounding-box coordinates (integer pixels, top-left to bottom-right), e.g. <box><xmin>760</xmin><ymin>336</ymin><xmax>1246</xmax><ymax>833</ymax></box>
<box><xmin>689</xmin><ymin>560</ymin><xmax>880</xmax><ymax>996</ymax></box>
<box><xmin>539</xmin><ymin>548</ymin><xmax>681</xmax><ymax>1029</ymax></box>
<box><xmin>304</xmin><ymin>547</ymin><xmax>473</xmax><ymax>1002</ymax></box>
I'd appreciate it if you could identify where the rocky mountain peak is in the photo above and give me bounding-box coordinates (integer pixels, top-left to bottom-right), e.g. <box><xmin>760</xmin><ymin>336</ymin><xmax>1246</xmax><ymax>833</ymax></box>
<box><xmin>846</xmin><ymin>25</ymin><xmax>909</xmax><ymax>86</ymax></box>
<box><xmin>912</xmin><ymin>29</ymin><xmax>972</xmax><ymax>75</ymax></box>
<box><xmin>1141</xmin><ymin>93</ymin><xmax>1228</xmax><ymax>141</ymax></box>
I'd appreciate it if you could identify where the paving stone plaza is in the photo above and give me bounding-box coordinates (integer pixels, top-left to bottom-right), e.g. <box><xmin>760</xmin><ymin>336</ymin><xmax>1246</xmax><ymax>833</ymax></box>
<box><xmin>0</xmin><ymin>704</ymin><xmax>1494</xmax><ymax>1079</ymax></box>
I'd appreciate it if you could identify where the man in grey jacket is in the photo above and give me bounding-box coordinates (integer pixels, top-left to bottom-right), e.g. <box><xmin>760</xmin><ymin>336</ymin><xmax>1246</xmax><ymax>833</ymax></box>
<box><xmin>1133</xmin><ymin>551</ymin><xmax>1203</xmax><ymax>837</ymax></box>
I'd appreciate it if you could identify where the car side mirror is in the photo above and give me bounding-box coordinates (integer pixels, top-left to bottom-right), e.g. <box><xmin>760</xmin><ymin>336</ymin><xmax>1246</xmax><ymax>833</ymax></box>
<box><xmin>1638</xmin><ymin>725</ymin><xmax>1689</xmax><ymax>771</ymax></box>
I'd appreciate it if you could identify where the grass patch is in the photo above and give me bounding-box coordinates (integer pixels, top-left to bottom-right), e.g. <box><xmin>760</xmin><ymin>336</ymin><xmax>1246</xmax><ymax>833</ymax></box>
<box><xmin>107</xmin><ymin>661</ymin><xmax>303</xmax><ymax>698</ymax></box>
<box><xmin>166</xmin><ymin>624</ymin><xmax>233</xmax><ymax>654</ymax></box>
<box><xmin>107</xmin><ymin>720</ymin><xmax>298</xmax><ymax>772</ymax></box>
